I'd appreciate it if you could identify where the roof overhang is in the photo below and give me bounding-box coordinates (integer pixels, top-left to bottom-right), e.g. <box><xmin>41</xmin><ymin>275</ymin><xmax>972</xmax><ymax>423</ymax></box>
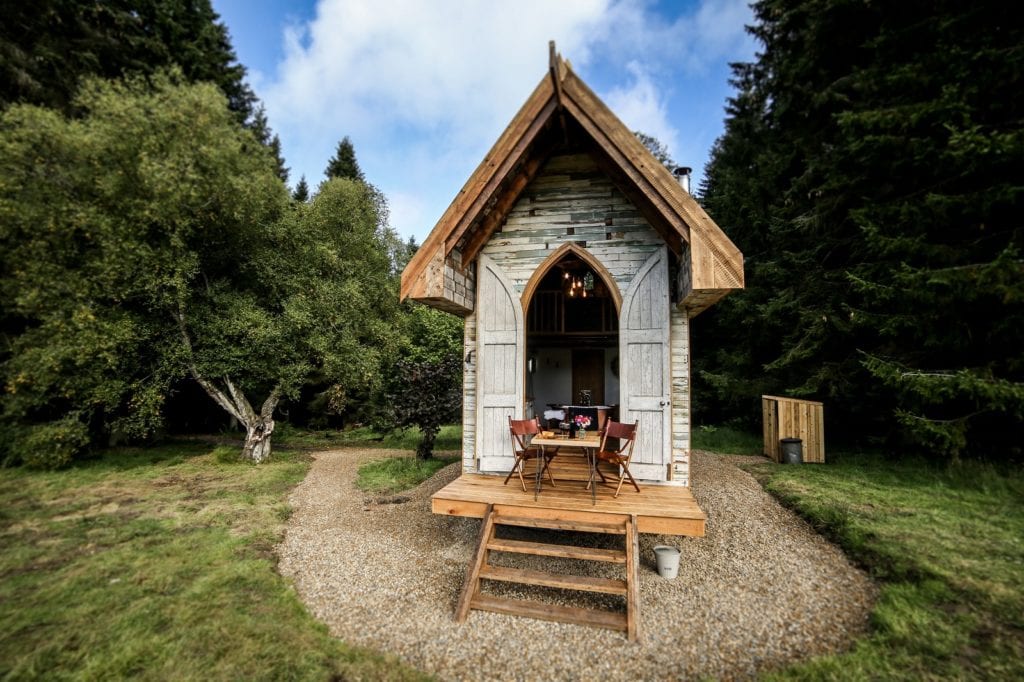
<box><xmin>400</xmin><ymin>47</ymin><xmax>744</xmax><ymax>318</ymax></box>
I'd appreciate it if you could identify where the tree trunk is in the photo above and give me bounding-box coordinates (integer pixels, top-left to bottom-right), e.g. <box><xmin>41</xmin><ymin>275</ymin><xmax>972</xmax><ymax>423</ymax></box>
<box><xmin>416</xmin><ymin>426</ymin><xmax>437</xmax><ymax>460</ymax></box>
<box><xmin>177</xmin><ymin>310</ymin><xmax>282</xmax><ymax>464</ymax></box>
<box><xmin>242</xmin><ymin>416</ymin><xmax>275</xmax><ymax>464</ymax></box>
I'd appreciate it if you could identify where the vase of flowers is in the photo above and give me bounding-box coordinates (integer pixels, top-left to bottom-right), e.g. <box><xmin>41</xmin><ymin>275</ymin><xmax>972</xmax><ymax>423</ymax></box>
<box><xmin>574</xmin><ymin>414</ymin><xmax>592</xmax><ymax>438</ymax></box>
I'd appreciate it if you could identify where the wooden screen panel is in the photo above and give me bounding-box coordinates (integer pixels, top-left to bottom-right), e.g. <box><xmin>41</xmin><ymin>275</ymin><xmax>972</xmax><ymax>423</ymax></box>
<box><xmin>762</xmin><ymin>395</ymin><xmax>825</xmax><ymax>463</ymax></box>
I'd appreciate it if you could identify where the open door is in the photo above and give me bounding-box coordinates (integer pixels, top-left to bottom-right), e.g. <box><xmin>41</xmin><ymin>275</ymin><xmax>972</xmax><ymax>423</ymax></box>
<box><xmin>619</xmin><ymin>248</ymin><xmax>671</xmax><ymax>480</ymax></box>
<box><xmin>476</xmin><ymin>254</ymin><xmax>525</xmax><ymax>473</ymax></box>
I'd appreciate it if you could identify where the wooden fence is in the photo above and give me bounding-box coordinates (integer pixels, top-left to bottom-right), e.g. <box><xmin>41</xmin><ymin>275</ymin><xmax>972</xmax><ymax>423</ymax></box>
<box><xmin>762</xmin><ymin>395</ymin><xmax>825</xmax><ymax>463</ymax></box>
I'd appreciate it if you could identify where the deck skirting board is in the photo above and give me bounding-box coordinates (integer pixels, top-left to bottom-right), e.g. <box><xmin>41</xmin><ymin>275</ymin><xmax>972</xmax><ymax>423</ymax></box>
<box><xmin>432</xmin><ymin>473</ymin><xmax>705</xmax><ymax>537</ymax></box>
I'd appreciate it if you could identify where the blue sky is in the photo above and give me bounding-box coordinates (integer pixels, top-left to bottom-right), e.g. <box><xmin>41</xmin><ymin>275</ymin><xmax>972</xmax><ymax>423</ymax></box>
<box><xmin>211</xmin><ymin>0</ymin><xmax>758</xmax><ymax>244</ymax></box>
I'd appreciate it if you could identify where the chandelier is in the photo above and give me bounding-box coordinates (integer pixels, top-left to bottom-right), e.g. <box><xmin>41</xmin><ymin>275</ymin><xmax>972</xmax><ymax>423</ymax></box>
<box><xmin>562</xmin><ymin>268</ymin><xmax>597</xmax><ymax>298</ymax></box>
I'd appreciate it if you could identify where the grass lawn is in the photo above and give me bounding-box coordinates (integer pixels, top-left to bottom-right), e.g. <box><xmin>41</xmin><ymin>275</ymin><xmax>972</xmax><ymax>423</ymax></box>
<box><xmin>691</xmin><ymin>423</ymin><xmax>763</xmax><ymax>455</ymax></box>
<box><xmin>273</xmin><ymin>423</ymin><xmax>462</xmax><ymax>452</ymax></box>
<box><xmin>7</xmin><ymin>423</ymin><xmax>1020</xmax><ymax>681</ymax></box>
<box><xmin>356</xmin><ymin>455</ymin><xmax>459</xmax><ymax>496</ymax></box>
<box><xmin>740</xmin><ymin>450</ymin><xmax>1024</xmax><ymax>680</ymax></box>
<box><xmin>0</xmin><ymin>442</ymin><xmax>426</xmax><ymax>681</ymax></box>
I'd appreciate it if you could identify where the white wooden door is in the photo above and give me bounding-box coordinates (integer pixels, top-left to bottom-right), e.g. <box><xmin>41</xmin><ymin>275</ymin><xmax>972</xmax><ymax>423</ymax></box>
<box><xmin>619</xmin><ymin>248</ymin><xmax>671</xmax><ymax>481</ymax></box>
<box><xmin>475</xmin><ymin>254</ymin><xmax>524</xmax><ymax>473</ymax></box>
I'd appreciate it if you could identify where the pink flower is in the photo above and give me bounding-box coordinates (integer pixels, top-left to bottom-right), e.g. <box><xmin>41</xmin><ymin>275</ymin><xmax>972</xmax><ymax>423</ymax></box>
<box><xmin>573</xmin><ymin>415</ymin><xmax>592</xmax><ymax>429</ymax></box>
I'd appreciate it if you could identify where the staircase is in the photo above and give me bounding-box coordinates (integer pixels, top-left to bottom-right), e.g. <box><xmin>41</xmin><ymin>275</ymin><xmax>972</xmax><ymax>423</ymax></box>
<box><xmin>455</xmin><ymin>504</ymin><xmax>640</xmax><ymax>641</ymax></box>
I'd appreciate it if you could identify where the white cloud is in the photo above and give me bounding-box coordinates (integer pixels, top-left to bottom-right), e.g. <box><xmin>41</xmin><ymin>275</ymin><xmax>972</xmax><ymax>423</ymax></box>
<box><xmin>386</xmin><ymin>190</ymin><xmax>427</xmax><ymax>242</ymax></box>
<box><xmin>599</xmin><ymin>0</ymin><xmax>755</xmax><ymax>74</ymax></box>
<box><xmin>265</xmin><ymin>0</ymin><xmax>611</xmax><ymax>144</ymax></box>
<box><xmin>605</xmin><ymin>61</ymin><xmax>680</xmax><ymax>165</ymax></box>
<box><xmin>255</xmin><ymin>0</ymin><xmax>755</xmax><ymax>240</ymax></box>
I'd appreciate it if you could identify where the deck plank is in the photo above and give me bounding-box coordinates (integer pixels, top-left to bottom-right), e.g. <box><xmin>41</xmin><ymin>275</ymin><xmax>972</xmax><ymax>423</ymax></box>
<box><xmin>432</xmin><ymin>473</ymin><xmax>706</xmax><ymax>537</ymax></box>
<box><xmin>470</xmin><ymin>594</ymin><xmax>628</xmax><ymax>631</ymax></box>
<box><xmin>487</xmin><ymin>538</ymin><xmax>626</xmax><ymax>563</ymax></box>
<box><xmin>480</xmin><ymin>565</ymin><xmax>627</xmax><ymax>595</ymax></box>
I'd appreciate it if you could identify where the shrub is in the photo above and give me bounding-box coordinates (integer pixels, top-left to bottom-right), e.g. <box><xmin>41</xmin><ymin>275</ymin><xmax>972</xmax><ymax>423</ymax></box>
<box><xmin>12</xmin><ymin>418</ymin><xmax>90</xmax><ymax>468</ymax></box>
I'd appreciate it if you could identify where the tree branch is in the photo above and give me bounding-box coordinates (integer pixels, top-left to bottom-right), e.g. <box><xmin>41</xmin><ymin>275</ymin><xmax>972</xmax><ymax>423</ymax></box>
<box><xmin>901</xmin><ymin>410</ymin><xmax>985</xmax><ymax>424</ymax></box>
<box><xmin>260</xmin><ymin>385</ymin><xmax>282</xmax><ymax>420</ymax></box>
<box><xmin>224</xmin><ymin>375</ymin><xmax>257</xmax><ymax>423</ymax></box>
<box><xmin>175</xmin><ymin>309</ymin><xmax>244</xmax><ymax>423</ymax></box>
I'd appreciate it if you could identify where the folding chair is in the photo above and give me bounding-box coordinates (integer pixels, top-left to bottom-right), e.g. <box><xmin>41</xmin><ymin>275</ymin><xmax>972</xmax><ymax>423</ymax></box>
<box><xmin>504</xmin><ymin>416</ymin><xmax>557</xmax><ymax>492</ymax></box>
<box><xmin>588</xmin><ymin>420</ymin><xmax>639</xmax><ymax>497</ymax></box>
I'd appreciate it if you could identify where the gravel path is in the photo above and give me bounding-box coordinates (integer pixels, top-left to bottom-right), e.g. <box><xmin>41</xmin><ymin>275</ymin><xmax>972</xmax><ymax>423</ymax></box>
<box><xmin>277</xmin><ymin>450</ymin><xmax>876</xmax><ymax>680</ymax></box>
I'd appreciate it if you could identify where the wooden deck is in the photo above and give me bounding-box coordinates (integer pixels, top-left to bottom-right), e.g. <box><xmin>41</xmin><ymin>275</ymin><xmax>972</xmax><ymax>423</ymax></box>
<box><xmin>432</xmin><ymin>462</ymin><xmax>705</xmax><ymax>537</ymax></box>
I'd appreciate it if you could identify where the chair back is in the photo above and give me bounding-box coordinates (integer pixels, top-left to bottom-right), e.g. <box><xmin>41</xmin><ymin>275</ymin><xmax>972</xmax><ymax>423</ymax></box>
<box><xmin>508</xmin><ymin>416</ymin><xmax>541</xmax><ymax>453</ymax></box>
<box><xmin>599</xmin><ymin>420</ymin><xmax>638</xmax><ymax>456</ymax></box>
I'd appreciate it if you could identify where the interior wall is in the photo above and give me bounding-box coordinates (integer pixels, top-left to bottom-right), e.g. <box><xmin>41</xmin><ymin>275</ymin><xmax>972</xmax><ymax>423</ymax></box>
<box><xmin>605</xmin><ymin>348</ymin><xmax>620</xmax><ymax>406</ymax></box>
<box><xmin>528</xmin><ymin>346</ymin><xmax>621</xmax><ymax>416</ymax></box>
<box><xmin>531</xmin><ymin>348</ymin><xmax>571</xmax><ymax>411</ymax></box>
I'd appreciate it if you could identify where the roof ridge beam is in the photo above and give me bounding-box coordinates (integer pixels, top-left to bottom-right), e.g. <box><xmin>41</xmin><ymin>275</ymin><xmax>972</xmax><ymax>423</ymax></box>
<box><xmin>549</xmin><ymin>40</ymin><xmax>569</xmax><ymax>145</ymax></box>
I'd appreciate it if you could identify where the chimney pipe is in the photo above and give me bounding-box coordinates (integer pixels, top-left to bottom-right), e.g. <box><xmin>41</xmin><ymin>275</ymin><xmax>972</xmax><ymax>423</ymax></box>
<box><xmin>672</xmin><ymin>166</ymin><xmax>692</xmax><ymax>194</ymax></box>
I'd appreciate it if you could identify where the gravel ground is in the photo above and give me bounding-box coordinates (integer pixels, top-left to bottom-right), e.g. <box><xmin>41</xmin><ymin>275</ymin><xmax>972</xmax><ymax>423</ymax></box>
<box><xmin>277</xmin><ymin>450</ymin><xmax>876</xmax><ymax>680</ymax></box>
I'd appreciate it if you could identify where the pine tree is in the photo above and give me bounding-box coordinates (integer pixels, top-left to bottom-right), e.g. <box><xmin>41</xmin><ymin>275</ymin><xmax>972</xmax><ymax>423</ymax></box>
<box><xmin>292</xmin><ymin>176</ymin><xmax>310</xmax><ymax>202</ymax></box>
<box><xmin>696</xmin><ymin>0</ymin><xmax>1024</xmax><ymax>459</ymax></box>
<box><xmin>634</xmin><ymin>131</ymin><xmax>674</xmax><ymax>170</ymax></box>
<box><xmin>837</xmin><ymin>1</ymin><xmax>1024</xmax><ymax>458</ymax></box>
<box><xmin>324</xmin><ymin>136</ymin><xmax>364</xmax><ymax>182</ymax></box>
<box><xmin>250</xmin><ymin>106</ymin><xmax>289</xmax><ymax>183</ymax></box>
<box><xmin>0</xmin><ymin>0</ymin><xmax>257</xmax><ymax>124</ymax></box>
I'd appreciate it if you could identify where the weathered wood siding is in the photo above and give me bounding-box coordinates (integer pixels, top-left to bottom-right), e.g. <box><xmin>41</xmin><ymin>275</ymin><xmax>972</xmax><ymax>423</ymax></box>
<box><xmin>670</xmin><ymin>306</ymin><xmax>690</xmax><ymax>484</ymax></box>
<box><xmin>443</xmin><ymin>249</ymin><xmax>475</xmax><ymax>312</ymax></box>
<box><xmin>461</xmin><ymin>152</ymin><xmax>691</xmax><ymax>485</ymax></box>
<box><xmin>462</xmin><ymin>312</ymin><xmax>477</xmax><ymax>473</ymax></box>
<box><xmin>481</xmin><ymin>154</ymin><xmax>663</xmax><ymax>291</ymax></box>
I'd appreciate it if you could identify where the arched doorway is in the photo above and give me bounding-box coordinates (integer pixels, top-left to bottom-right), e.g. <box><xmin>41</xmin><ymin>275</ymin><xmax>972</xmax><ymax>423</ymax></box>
<box><xmin>522</xmin><ymin>245</ymin><xmax>621</xmax><ymax>430</ymax></box>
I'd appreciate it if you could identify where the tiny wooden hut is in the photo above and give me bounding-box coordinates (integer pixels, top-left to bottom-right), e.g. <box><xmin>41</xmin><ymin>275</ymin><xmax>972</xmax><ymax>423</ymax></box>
<box><xmin>400</xmin><ymin>46</ymin><xmax>745</xmax><ymax>637</ymax></box>
<box><xmin>401</xmin><ymin>48</ymin><xmax>744</xmax><ymax>490</ymax></box>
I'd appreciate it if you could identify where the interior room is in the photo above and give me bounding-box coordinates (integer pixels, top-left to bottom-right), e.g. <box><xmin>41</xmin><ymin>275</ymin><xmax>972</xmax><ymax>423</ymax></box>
<box><xmin>524</xmin><ymin>254</ymin><xmax>619</xmax><ymax>429</ymax></box>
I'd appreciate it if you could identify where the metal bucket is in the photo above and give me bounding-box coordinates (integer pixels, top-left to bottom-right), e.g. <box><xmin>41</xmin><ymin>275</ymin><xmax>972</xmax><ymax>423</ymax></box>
<box><xmin>781</xmin><ymin>438</ymin><xmax>803</xmax><ymax>464</ymax></box>
<box><xmin>653</xmin><ymin>545</ymin><xmax>681</xmax><ymax>579</ymax></box>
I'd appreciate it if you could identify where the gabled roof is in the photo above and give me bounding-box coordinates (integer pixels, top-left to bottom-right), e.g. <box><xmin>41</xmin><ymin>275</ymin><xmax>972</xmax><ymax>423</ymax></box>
<box><xmin>400</xmin><ymin>46</ymin><xmax>743</xmax><ymax>315</ymax></box>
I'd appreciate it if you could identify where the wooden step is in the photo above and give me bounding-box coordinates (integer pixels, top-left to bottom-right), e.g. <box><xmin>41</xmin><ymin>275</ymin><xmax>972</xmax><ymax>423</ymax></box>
<box><xmin>486</xmin><ymin>537</ymin><xmax>626</xmax><ymax>563</ymax></box>
<box><xmin>480</xmin><ymin>564</ymin><xmax>627</xmax><ymax>596</ymax></box>
<box><xmin>494</xmin><ymin>515</ymin><xmax>625</xmax><ymax>535</ymax></box>
<box><xmin>471</xmin><ymin>594</ymin><xmax>627</xmax><ymax>632</ymax></box>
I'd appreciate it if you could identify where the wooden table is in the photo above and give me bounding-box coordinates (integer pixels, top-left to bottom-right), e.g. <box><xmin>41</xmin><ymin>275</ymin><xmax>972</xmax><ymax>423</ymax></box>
<box><xmin>530</xmin><ymin>433</ymin><xmax>602</xmax><ymax>504</ymax></box>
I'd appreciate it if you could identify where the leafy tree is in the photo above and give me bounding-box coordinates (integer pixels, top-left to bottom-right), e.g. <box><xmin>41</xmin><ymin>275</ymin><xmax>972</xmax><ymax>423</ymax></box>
<box><xmin>696</xmin><ymin>0</ymin><xmax>1024</xmax><ymax>460</ymax></box>
<box><xmin>401</xmin><ymin>303</ymin><xmax>463</xmax><ymax>365</ymax></box>
<box><xmin>325</xmin><ymin>136</ymin><xmax>365</xmax><ymax>182</ymax></box>
<box><xmin>0</xmin><ymin>0</ymin><xmax>256</xmax><ymax>123</ymax></box>
<box><xmin>634</xmin><ymin>131</ymin><xmax>674</xmax><ymax>170</ymax></box>
<box><xmin>0</xmin><ymin>74</ymin><xmax>400</xmax><ymax>465</ymax></box>
<box><xmin>379</xmin><ymin>301</ymin><xmax>463</xmax><ymax>458</ymax></box>
<box><xmin>389</xmin><ymin>353</ymin><xmax>462</xmax><ymax>459</ymax></box>
<box><xmin>292</xmin><ymin>175</ymin><xmax>310</xmax><ymax>202</ymax></box>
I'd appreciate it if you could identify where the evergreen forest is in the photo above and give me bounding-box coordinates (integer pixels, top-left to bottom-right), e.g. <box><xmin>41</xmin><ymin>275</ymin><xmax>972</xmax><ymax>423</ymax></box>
<box><xmin>696</xmin><ymin>0</ymin><xmax>1023</xmax><ymax>461</ymax></box>
<box><xmin>0</xmin><ymin>0</ymin><xmax>1020</xmax><ymax>466</ymax></box>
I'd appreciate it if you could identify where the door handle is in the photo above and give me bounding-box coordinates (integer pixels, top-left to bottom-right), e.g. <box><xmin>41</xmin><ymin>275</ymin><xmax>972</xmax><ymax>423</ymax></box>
<box><xmin>659</xmin><ymin>400</ymin><xmax>669</xmax><ymax>407</ymax></box>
